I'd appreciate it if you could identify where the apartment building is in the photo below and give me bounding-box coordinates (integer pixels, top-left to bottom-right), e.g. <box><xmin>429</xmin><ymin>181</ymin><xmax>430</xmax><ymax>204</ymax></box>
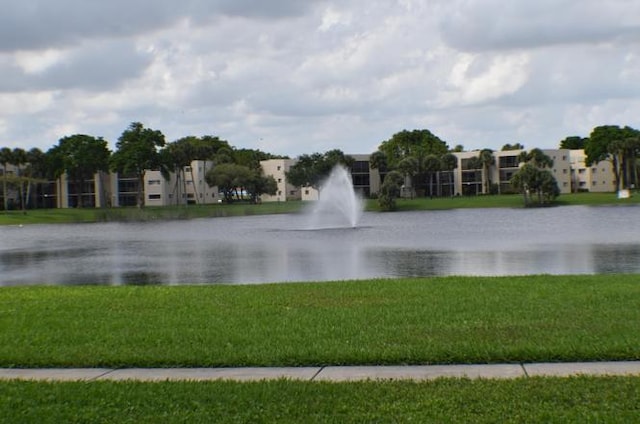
<box><xmin>260</xmin><ymin>159</ymin><xmax>301</xmax><ymax>202</ymax></box>
<box><xmin>259</xmin><ymin>155</ymin><xmax>381</xmax><ymax>202</ymax></box>
<box><xmin>569</xmin><ymin>149</ymin><xmax>616</xmax><ymax>192</ymax></box>
<box><xmin>452</xmin><ymin>149</ymin><xmax>572</xmax><ymax>196</ymax></box>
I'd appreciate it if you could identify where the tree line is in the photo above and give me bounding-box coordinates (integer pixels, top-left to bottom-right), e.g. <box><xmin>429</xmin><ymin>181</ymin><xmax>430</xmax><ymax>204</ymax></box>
<box><xmin>1</xmin><ymin>122</ymin><xmax>285</xmax><ymax>211</ymax></box>
<box><xmin>2</xmin><ymin>122</ymin><xmax>638</xmax><ymax>212</ymax></box>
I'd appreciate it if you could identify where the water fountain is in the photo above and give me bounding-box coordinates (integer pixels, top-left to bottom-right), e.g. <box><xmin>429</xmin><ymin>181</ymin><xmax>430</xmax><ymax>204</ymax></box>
<box><xmin>307</xmin><ymin>165</ymin><xmax>364</xmax><ymax>229</ymax></box>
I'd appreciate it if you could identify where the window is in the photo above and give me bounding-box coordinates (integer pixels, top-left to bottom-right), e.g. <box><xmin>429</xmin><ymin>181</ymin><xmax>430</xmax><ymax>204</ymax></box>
<box><xmin>148</xmin><ymin>179</ymin><xmax>161</xmax><ymax>185</ymax></box>
<box><xmin>289</xmin><ymin>190</ymin><xmax>296</xmax><ymax>196</ymax></box>
<box><xmin>563</xmin><ymin>169</ymin><xmax>567</xmax><ymax>174</ymax></box>
<box><xmin>562</xmin><ymin>155</ymin><xmax>567</xmax><ymax>160</ymax></box>
<box><xmin>304</xmin><ymin>189</ymin><xmax>309</xmax><ymax>195</ymax></box>
<box><xmin>278</xmin><ymin>191</ymin><xmax>282</xmax><ymax>195</ymax></box>
<box><xmin>278</xmin><ymin>178</ymin><xmax>282</xmax><ymax>183</ymax></box>
<box><xmin>578</xmin><ymin>169</ymin><xmax>586</xmax><ymax>174</ymax></box>
<box><xmin>277</xmin><ymin>166</ymin><xmax>281</xmax><ymax>171</ymax></box>
<box><xmin>563</xmin><ymin>182</ymin><xmax>568</xmax><ymax>187</ymax></box>
<box><xmin>148</xmin><ymin>194</ymin><xmax>161</xmax><ymax>200</ymax></box>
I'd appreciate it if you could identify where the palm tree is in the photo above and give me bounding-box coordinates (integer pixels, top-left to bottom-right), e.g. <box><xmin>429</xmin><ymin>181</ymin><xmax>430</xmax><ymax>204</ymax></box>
<box><xmin>11</xmin><ymin>148</ymin><xmax>27</xmax><ymax>213</ymax></box>
<box><xmin>369</xmin><ymin>150</ymin><xmax>387</xmax><ymax>191</ymax></box>
<box><xmin>478</xmin><ymin>149</ymin><xmax>495</xmax><ymax>194</ymax></box>
<box><xmin>440</xmin><ymin>153</ymin><xmax>458</xmax><ymax>196</ymax></box>
<box><xmin>397</xmin><ymin>156</ymin><xmax>418</xmax><ymax>198</ymax></box>
<box><xmin>422</xmin><ymin>154</ymin><xmax>440</xmax><ymax>198</ymax></box>
<box><xmin>0</xmin><ymin>147</ymin><xmax>12</xmax><ymax>211</ymax></box>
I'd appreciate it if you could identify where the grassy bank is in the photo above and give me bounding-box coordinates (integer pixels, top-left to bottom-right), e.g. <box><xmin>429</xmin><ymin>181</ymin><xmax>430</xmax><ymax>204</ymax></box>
<box><xmin>2</xmin><ymin>377</ymin><xmax>639</xmax><ymax>423</ymax></box>
<box><xmin>1</xmin><ymin>275</ymin><xmax>639</xmax><ymax>368</ymax></box>
<box><xmin>1</xmin><ymin>192</ymin><xmax>637</xmax><ymax>225</ymax></box>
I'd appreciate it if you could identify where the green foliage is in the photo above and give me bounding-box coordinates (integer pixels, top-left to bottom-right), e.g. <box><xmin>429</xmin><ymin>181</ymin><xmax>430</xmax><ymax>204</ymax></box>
<box><xmin>47</xmin><ymin>135</ymin><xmax>111</xmax><ymax>208</ymax></box>
<box><xmin>378</xmin><ymin>129</ymin><xmax>449</xmax><ymax>169</ymax></box>
<box><xmin>110</xmin><ymin>122</ymin><xmax>166</xmax><ymax>208</ymax></box>
<box><xmin>377</xmin><ymin>170</ymin><xmax>403</xmax><ymax>210</ymax></box>
<box><xmin>501</xmin><ymin>142</ymin><xmax>524</xmax><ymax>151</ymax></box>
<box><xmin>2</xmin><ymin>275</ymin><xmax>640</xmax><ymax>368</ymax></box>
<box><xmin>2</xmin><ymin>377</ymin><xmax>640</xmax><ymax>423</ymax></box>
<box><xmin>585</xmin><ymin>125</ymin><xmax>640</xmax><ymax>191</ymax></box>
<box><xmin>511</xmin><ymin>163</ymin><xmax>559</xmax><ymax>206</ymax></box>
<box><xmin>559</xmin><ymin>136</ymin><xmax>586</xmax><ymax>150</ymax></box>
<box><xmin>286</xmin><ymin>149</ymin><xmax>354</xmax><ymax>189</ymax></box>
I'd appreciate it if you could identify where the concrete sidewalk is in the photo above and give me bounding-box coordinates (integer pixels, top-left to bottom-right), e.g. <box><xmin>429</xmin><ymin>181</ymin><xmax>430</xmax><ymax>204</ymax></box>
<box><xmin>1</xmin><ymin>362</ymin><xmax>640</xmax><ymax>382</ymax></box>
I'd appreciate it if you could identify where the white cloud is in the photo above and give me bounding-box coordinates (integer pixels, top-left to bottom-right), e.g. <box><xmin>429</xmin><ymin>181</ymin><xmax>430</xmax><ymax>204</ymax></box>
<box><xmin>0</xmin><ymin>0</ymin><xmax>639</xmax><ymax>156</ymax></box>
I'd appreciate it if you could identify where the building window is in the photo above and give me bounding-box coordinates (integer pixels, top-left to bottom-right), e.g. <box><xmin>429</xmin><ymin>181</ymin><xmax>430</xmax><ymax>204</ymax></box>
<box><xmin>289</xmin><ymin>190</ymin><xmax>296</xmax><ymax>196</ymax></box>
<box><xmin>277</xmin><ymin>166</ymin><xmax>281</xmax><ymax>171</ymax></box>
<box><xmin>148</xmin><ymin>194</ymin><xmax>161</xmax><ymax>200</ymax></box>
<box><xmin>278</xmin><ymin>178</ymin><xmax>282</xmax><ymax>183</ymax></box>
<box><xmin>148</xmin><ymin>179</ymin><xmax>161</xmax><ymax>185</ymax></box>
<box><xmin>278</xmin><ymin>191</ymin><xmax>282</xmax><ymax>196</ymax></box>
<box><xmin>185</xmin><ymin>167</ymin><xmax>191</xmax><ymax>172</ymax></box>
<box><xmin>563</xmin><ymin>169</ymin><xmax>567</xmax><ymax>174</ymax></box>
<box><xmin>305</xmin><ymin>189</ymin><xmax>309</xmax><ymax>195</ymax></box>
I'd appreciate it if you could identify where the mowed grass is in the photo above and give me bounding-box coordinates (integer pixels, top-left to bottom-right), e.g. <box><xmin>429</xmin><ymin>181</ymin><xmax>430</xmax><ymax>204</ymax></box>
<box><xmin>389</xmin><ymin>192</ymin><xmax>640</xmax><ymax>211</ymax></box>
<box><xmin>0</xmin><ymin>201</ymin><xmax>305</xmax><ymax>225</ymax></box>
<box><xmin>1</xmin><ymin>192</ymin><xmax>638</xmax><ymax>225</ymax></box>
<box><xmin>2</xmin><ymin>377</ymin><xmax>640</xmax><ymax>423</ymax></box>
<box><xmin>1</xmin><ymin>275</ymin><xmax>639</xmax><ymax>368</ymax></box>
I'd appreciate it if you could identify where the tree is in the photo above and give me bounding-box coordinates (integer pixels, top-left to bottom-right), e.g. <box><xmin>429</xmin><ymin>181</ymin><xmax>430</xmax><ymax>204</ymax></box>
<box><xmin>24</xmin><ymin>148</ymin><xmax>47</xmax><ymax>209</ymax></box>
<box><xmin>378</xmin><ymin>129</ymin><xmax>448</xmax><ymax>170</ymax></box>
<box><xmin>377</xmin><ymin>170</ymin><xmax>403</xmax><ymax>211</ymax></box>
<box><xmin>585</xmin><ymin>125</ymin><xmax>640</xmax><ymax>191</ymax></box>
<box><xmin>511</xmin><ymin>149</ymin><xmax>559</xmax><ymax>206</ymax></box>
<box><xmin>369</xmin><ymin>150</ymin><xmax>388</xmax><ymax>190</ymax></box>
<box><xmin>440</xmin><ymin>152</ymin><xmax>458</xmax><ymax>196</ymax></box>
<box><xmin>10</xmin><ymin>148</ymin><xmax>27</xmax><ymax>213</ymax></box>
<box><xmin>559</xmin><ymin>136</ymin><xmax>585</xmax><ymax>150</ymax></box>
<box><xmin>48</xmin><ymin>134</ymin><xmax>110</xmax><ymax>207</ymax></box>
<box><xmin>0</xmin><ymin>147</ymin><xmax>12</xmax><ymax>211</ymax></box>
<box><xmin>478</xmin><ymin>148</ymin><xmax>495</xmax><ymax>194</ymax></box>
<box><xmin>286</xmin><ymin>149</ymin><xmax>354</xmax><ymax>190</ymax></box>
<box><xmin>245</xmin><ymin>170</ymin><xmax>278</xmax><ymax>203</ymax></box>
<box><xmin>501</xmin><ymin>143</ymin><xmax>524</xmax><ymax>151</ymax></box>
<box><xmin>422</xmin><ymin>154</ymin><xmax>441</xmax><ymax>198</ymax></box>
<box><xmin>205</xmin><ymin>163</ymin><xmax>251</xmax><ymax>203</ymax></box>
<box><xmin>110</xmin><ymin>122</ymin><xmax>166</xmax><ymax>208</ymax></box>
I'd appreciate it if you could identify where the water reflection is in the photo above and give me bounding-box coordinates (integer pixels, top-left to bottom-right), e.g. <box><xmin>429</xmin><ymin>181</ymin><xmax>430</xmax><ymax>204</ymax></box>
<box><xmin>1</xmin><ymin>205</ymin><xmax>639</xmax><ymax>286</ymax></box>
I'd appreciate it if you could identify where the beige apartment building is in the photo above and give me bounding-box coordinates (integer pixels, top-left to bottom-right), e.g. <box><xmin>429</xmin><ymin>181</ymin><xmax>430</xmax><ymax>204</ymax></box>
<box><xmin>259</xmin><ymin>154</ymin><xmax>381</xmax><ymax>202</ymax></box>
<box><xmin>569</xmin><ymin>149</ymin><xmax>616</xmax><ymax>192</ymax></box>
<box><xmin>452</xmin><ymin>149</ymin><xmax>573</xmax><ymax>196</ymax></box>
<box><xmin>0</xmin><ymin>148</ymin><xmax>624</xmax><ymax>210</ymax></box>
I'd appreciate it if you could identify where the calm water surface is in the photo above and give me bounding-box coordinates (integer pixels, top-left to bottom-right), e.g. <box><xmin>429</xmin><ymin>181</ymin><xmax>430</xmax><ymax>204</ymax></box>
<box><xmin>1</xmin><ymin>205</ymin><xmax>639</xmax><ymax>286</ymax></box>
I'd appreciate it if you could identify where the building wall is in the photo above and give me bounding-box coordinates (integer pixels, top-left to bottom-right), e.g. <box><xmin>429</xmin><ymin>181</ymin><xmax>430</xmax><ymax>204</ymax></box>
<box><xmin>453</xmin><ymin>149</ymin><xmax>574</xmax><ymax>196</ymax></box>
<box><xmin>569</xmin><ymin>149</ymin><xmax>616</xmax><ymax>192</ymax></box>
<box><xmin>260</xmin><ymin>159</ymin><xmax>301</xmax><ymax>202</ymax></box>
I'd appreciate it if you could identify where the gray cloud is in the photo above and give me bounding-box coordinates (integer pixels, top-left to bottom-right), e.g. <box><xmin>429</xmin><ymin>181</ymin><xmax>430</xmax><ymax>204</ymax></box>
<box><xmin>0</xmin><ymin>0</ymin><xmax>323</xmax><ymax>51</ymax></box>
<box><xmin>0</xmin><ymin>0</ymin><xmax>639</xmax><ymax>157</ymax></box>
<box><xmin>438</xmin><ymin>0</ymin><xmax>640</xmax><ymax>51</ymax></box>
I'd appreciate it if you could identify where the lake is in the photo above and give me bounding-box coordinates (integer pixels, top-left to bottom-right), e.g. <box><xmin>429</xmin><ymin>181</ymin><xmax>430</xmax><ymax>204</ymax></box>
<box><xmin>1</xmin><ymin>205</ymin><xmax>639</xmax><ymax>286</ymax></box>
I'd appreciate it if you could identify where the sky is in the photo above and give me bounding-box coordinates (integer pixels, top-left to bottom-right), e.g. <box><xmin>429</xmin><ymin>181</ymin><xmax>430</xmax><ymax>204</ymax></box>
<box><xmin>1</xmin><ymin>0</ymin><xmax>639</xmax><ymax>157</ymax></box>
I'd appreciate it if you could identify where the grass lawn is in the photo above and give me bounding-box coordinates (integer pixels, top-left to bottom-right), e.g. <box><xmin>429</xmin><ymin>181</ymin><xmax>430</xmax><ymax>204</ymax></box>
<box><xmin>2</xmin><ymin>377</ymin><xmax>639</xmax><ymax>423</ymax></box>
<box><xmin>1</xmin><ymin>192</ymin><xmax>638</xmax><ymax>225</ymax></box>
<box><xmin>1</xmin><ymin>275</ymin><xmax>639</xmax><ymax>368</ymax></box>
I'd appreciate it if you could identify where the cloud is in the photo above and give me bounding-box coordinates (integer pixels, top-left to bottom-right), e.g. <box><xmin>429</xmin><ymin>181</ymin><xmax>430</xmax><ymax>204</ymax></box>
<box><xmin>0</xmin><ymin>0</ymin><xmax>639</xmax><ymax>158</ymax></box>
<box><xmin>438</xmin><ymin>0</ymin><xmax>640</xmax><ymax>51</ymax></box>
